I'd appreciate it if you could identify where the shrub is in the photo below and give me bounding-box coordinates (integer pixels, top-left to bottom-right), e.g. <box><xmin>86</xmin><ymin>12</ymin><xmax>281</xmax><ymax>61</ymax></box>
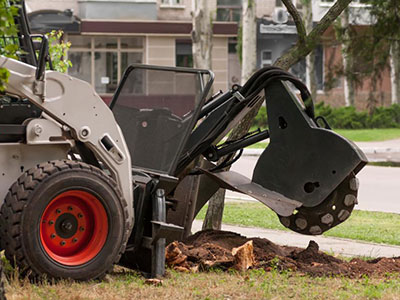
<box><xmin>252</xmin><ymin>102</ymin><xmax>400</xmax><ymax>130</ymax></box>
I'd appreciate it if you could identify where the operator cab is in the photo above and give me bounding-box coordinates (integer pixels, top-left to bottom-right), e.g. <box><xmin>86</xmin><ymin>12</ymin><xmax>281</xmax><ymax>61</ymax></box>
<box><xmin>110</xmin><ymin>64</ymin><xmax>213</xmax><ymax>176</ymax></box>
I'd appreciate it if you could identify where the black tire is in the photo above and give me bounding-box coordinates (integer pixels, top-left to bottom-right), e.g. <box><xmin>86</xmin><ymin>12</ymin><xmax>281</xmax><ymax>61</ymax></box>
<box><xmin>0</xmin><ymin>160</ymin><xmax>130</xmax><ymax>280</ymax></box>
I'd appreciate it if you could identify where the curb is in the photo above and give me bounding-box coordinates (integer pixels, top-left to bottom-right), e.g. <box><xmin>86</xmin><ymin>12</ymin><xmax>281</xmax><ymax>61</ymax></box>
<box><xmin>242</xmin><ymin>147</ymin><xmax>400</xmax><ymax>163</ymax></box>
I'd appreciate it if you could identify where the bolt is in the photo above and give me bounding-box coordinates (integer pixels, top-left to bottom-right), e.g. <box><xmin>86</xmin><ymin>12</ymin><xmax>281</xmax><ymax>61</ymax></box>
<box><xmin>280</xmin><ymin>217</ymin><xmax>290</xmax><ymax>228</ymax></box>
<box><xmin>49</xmin><ymin>220</ymin><xmax>54</xmax><ymax>225</ymax></box>
<box><xmin>60</xmin><ymin>241</ymin><xmax>66</xmax><ymax>246</ymax></box>
<box><xmin>68</xmin><ymin>206</ymin><xmax>73</xmax><ymax>211</ymax></box>
<box><xmin>72</xmin><ymin>238</ymin><xmax>78</xmax><ymax>243</ymax></box>
<box><xmin>81</xmin><ymin>129</ymin><xmax>89</xmax><ymax>137</ymax></box>
<box><xmin>295</xmin><ymin>218</ymin><xmax>307</xmax><ymax>230</ymax></box>
<box><xmin>33</xmin><ymin>124</ymin><xmax>43</xmax><ymax>137</ymax></box>
<box><xmin>56</xmin><ymin>209</ymin><xmax>61</xmax><ymax>214</ymax></box>
<box><xmin>349</xmin><ymin>178</ymin><xmax>359</xmax><ymax>191</ymax></box>
<box><xmin>78</xmin><ymin>213</ymin><xmax>83</xmax><ymax>218</ymax></box>
<box><xmin>79</xmin><ymin>226</ymin><xmax>85</xmax><ymax>232</ymax></box>
<box><xmin>344</xmin><ymin>194</ymin><xmax>357</xmax><ymax>207</ymax></box>
<box><xmin>321</xmin><ymin>213</ymin><xmax>334</xmax><ymax>225</ymax></box>
<box><xmin>63</xmin><ymin>222</ymin><xmax>73</xmax><ymax>231</ymax></box>
<box><xmin>338</xmin><ymin>210</ymin><xmax>350</xmax><ymax>222</ymax></box>
<box><xmin>50</xmin><ymin>234</ymin><xmax>56</xmax><ymax>239</ymax></box>
<box><xmin>309</xmin><ymin>226</ymin><xmax>322</xmax><ymax>235</ymax></box>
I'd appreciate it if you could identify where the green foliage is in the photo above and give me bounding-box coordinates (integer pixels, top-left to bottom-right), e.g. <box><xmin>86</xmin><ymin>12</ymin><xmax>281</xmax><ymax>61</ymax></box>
<box><xmin>327</xmin><ymin>0</ymin><xmax>400</xmax><ymax>109</ymax></box>
<box><xmin>46</xmin><ymin>30</ymin><xmax>72</xmax><ymax>73</ymax></box>
<box><xmin>251</xmin><ymin>105</ymin><xmax>267</xmax><ymax>128</ymax></box>
<box><xmin>252</xmin><ymin>102</ymin><xmax>400</xmax><ymax>130</ymax></box>
<box><xmin>314</xmin><ymin>102</ymin><xmax>400</xmax><ymax>129</ymax></box>
<box><xmin>0</xmin><ymin>0</ymin><xmax>20</xmax><ymax>90</ymax></box>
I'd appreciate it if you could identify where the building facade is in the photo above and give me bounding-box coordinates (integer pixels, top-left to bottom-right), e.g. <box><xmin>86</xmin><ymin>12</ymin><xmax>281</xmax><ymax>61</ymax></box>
<box><xmin>25</xmin><ymin>0</ymin><xmax>393</xmax><ymax>108</ymax></box>
<box><xmin>26</xmin><ymin>0</ymin><xmax>237</xmax><ymax>101</ymax></box>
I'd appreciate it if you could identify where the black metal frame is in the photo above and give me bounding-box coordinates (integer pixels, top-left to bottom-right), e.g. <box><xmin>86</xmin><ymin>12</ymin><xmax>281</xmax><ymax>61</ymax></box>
<box><xmin>110</xmin><ymin>63</ymin><xmax>214</xmax><ymax>175</ymax></box>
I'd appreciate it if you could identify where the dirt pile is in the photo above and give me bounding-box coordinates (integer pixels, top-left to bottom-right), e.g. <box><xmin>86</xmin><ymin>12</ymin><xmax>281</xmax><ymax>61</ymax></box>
<box><xmin>165</xmin><ymin>230</ymin><xmax>400</xmax><ymax>277</ymax></box>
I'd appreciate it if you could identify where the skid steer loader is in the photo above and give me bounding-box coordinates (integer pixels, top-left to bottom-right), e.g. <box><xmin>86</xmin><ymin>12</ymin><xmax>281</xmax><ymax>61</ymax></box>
<box><xmin>0</xmin><ymin>0</ymin><xmax>367</xmax><ymax>280</ymax></box>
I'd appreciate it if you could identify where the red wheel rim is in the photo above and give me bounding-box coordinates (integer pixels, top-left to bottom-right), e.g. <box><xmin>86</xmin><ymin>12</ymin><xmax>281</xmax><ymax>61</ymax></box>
<box><xmin>40</xmin><ymin>190</ymin><xmax>108</xmax><ymax>266</ymax></box>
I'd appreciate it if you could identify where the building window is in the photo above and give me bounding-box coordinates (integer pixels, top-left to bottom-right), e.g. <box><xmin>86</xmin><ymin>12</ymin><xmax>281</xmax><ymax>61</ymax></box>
<box><xmin>217</xmin><ymin>0</ymin><xmax>242</xmax><ymax>22</ymax></box>
<box><xmin>176</xmin><ymin>40</ymin><xmax>193</xmax><ymax>68</ymax></box>
<box><xmin>315</xmin><ymin>45</ymin><xmax>324</xmax><ymax>91</ymax></box>
<box><xmin>320</xmin><ymin>0</ymin><xmax>369</xmax><ymax>5</ymax></box>
<box><xmin>261</xmin><ymin>50</ymin><xmax>272</xmax><ymax>67</ymax></box>
<box><xmin>67</xmin><ymin>36</ymin><xmax>144</xmax><ymax>95</ymax></box>
<box><xmin>276</xmin><ymin>0</ymin><xmax>301</xmax><ymax>9</ymax></box>
<box><xmin>161</xmin><ymin>0</ymin><xmax>182</xmax><ymax>6</ymax></box>
<box><xmin>228</xmin><ymin>37</ymin><xmax>238</xmax><ymax>54</ymax></box>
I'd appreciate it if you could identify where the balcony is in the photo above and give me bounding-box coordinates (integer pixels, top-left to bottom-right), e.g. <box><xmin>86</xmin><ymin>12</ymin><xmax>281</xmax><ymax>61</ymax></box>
<box><xmin>78</xmin><ymin>0</ymin><xmax>157</xmax><ymax>20</ymax></box>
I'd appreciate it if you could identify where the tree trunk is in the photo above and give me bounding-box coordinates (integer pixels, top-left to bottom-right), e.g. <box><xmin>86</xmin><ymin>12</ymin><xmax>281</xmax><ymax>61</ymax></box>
<box><xmin>304</xmin><ymin>0</ymin><xmax>317</xmax><ymax>100</ymax></box>
<box><xmin>390</xmin><ymin>40</ymin><xmax>400</xmax><ymax>104</ymax></box>
<box><xmin>200</xmin><ymin>0</ymin><xmax>352</xmax><ymax>231</ymax></box>
<box><xmin>191</xmin><ymin>0</ymin><xmax>213</xmax><ymax>70</ymax></box>
<box><xmin>202</xmin><ymin>0</ymin><xmax>257</xmax><ymax>231</ymax></box>
<box><xmin>241</xmin><ymin>0</ymin><xmax>257</xmax><ymax>84</ymax></box>
<box><xmin>340</xmin><ymin>8</ymin><xmax>355</xmax><ymax>107</ymax></box>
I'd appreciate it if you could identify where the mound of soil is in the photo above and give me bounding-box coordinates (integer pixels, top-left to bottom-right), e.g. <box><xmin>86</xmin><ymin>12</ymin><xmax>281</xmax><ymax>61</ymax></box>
<box><xmin>165</xmin><ymin>230</ymin><xmax>400</xmax><ymax>277</ymax></box>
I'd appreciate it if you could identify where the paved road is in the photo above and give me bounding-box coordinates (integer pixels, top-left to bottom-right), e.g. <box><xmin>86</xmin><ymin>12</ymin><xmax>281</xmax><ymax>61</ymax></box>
<box><xmin>229</xmin><ymin>156</ymin><xmax>400</xmax><ymax>214</ymax></box>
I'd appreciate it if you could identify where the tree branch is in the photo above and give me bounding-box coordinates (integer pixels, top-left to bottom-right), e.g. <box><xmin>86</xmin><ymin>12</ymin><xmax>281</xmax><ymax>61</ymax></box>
<box><xmin>308</xmin><ymin>0</ymin><xmax>353</xmax><ymax>43</ymax></box>
<box><xmin>275</xmin><ymin>0</ymin><xmax>353</xmax><ymax>70</ymax></box>
<box><xmin>282</xmin><ymin>0</ymin><xmax>307</xmax><ymax>44</ymax></box>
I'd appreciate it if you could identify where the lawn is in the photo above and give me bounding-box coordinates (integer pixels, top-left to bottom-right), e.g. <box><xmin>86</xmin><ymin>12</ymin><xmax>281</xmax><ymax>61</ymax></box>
<box><xmin>247</xmin><ymin>128</ymin><xmax>400</xmax><ymax>149</ymax></box>
<box><xmin>196</xmin><ymin>202</ymin><xmax>400</xmax><ymax>246</ymax></box>
<box><xmin>335</xmin><ymin>128</ymin><xmax>400</xmax><ymax>142</ymax></box>
<box><xmin>5</xmin><ymin>267</ymin><xmax>400</xmax><ymax>300</ymax></box>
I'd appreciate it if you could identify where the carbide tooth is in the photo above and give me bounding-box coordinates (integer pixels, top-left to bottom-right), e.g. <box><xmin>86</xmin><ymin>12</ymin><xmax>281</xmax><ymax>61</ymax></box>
<box><xmin>321</xmin><ymin>213</ymin><xmax>334</xmax><ymax>225</ymax></box>
<box><xmin>338</xmin><ymin>210</ymin><xmax>350</xmax><ymax>221</ymax></box>
<box><xmin>295</xmin><ymin>218</ymin><xmax>307</xmax><ymax>230</ymax></box>
<box><xmin>349</xmin><ymin>177</ymin><xmax>359</xmax><ymax>191</ymax></box>
<box><xmin>344</xmin><ymin>194</ymin><xmax>357</xmax><ymax>206</ymax></box>
<box><xmin>309</xmin><ymin>226</ymin><xmax>322</xmax><ymax>235</ymax></box>
<box><xmin>280</xmin><ymin>217</ymin><xmax>290</xmax><ymax>228</ymax></box>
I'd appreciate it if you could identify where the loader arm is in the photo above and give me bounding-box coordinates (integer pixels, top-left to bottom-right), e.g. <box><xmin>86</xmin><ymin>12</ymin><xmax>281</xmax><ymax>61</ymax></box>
<box><xmin>0</xmin><ymin>55</ymin><xmax>134</xmax><ymax>223</ymax></box>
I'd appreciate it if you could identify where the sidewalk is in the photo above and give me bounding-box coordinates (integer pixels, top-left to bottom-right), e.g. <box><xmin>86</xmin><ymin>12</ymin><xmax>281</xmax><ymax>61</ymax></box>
<box><xmin>243</xmin><ymin>138</ymin><xmax>400</xmax><ymax>162</ymax></box>
<box><xmin>192</xmin><ymin>220</ymin><xmax>400</xmax><ymax>258</ymax></box>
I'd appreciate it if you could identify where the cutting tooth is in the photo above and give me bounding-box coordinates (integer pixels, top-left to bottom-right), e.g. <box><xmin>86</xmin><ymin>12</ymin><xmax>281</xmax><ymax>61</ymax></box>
<box><xmin>280</xmin><ymin>217</ymin><xmax>290</xmax><ymax>228</ymax></box>
<box><xmin>309</xmin><ymin>225</ymin><xmax>322</xmax><ymax>235</ymax></box>
<box><xmin>321</xmin><ymin>213</ymin><xmax>334</xmax><ymax>225</ymax></box>
<box><xmin>338</xmin><ymin>209</ymin><xmax>350</xmax><ymax>221</ymax></box>
<box><xmin>344</xmin><ymin>194</ymin><xmax>357</xmax><ymax>206</ymax></box>
<box><xmin>349</xmin><ymin>177</ymin><xmax>359</xmax><ymax>191</ymax></box>
<box><xmin>295</xmin><ymin>217</ymin><xmax>307</xmax><ymax>230</ymax></box>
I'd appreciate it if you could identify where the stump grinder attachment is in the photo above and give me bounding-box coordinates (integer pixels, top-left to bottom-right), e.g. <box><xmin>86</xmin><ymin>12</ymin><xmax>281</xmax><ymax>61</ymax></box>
<box><xmin>0</xmin><ymin>0</ymin><xmax>367</xmax><ymax>281</ymax></box>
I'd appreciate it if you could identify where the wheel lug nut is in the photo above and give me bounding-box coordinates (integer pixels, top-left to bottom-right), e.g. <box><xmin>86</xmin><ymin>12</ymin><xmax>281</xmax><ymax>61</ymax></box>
<box><xmin>56</xmin><ymin>209</ymin><xmax>61</xmax><ymax>214</ymax></box>
<box><xmin>60</xmin><ymin>241</ymin><xmax>66</xmax><ymax>246</ymax></box>
<box><xmin>72</xmin><ymin>238</ymin><xmax>78</xmax><ymax>243</ymax></box>
<box><xmin>50</xmin><ymin>234</ymin><xmax>56</xmax><ymax>239</ymax></box>
<box><xmin>68</xmin><ymin>206</ymin><xmax>73</xmax><ymax>211</ymax></box>
<box><xmin>49</xmin><ymin>220</ymin><xmax>54</xmax><ymax>225</ymax></box>
<box><xmin>78</xmin><ymin>213</ymin><xmax>83</xmax><ymax>218</ymax></box>
<box><xmin>79</xmin><ymin>226</ymin><xmax>85</xmax><ymax>232</ymax></box>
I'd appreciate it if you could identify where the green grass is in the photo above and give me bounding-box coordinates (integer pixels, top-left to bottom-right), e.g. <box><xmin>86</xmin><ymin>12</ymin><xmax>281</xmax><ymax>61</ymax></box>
<box><xmin>247</xmin><ymin>128</ymin><xmax>400</xmax><ymax>149</ymax></box>
<box><xmin>335</xmin><ymin>128</ymin><xmax>400</xmax><ymax>142</ymax></box>
<box><xmin>196</xmin><ymin>202</ymin><xmax>400</xmax><ymax>246</ymax></box>
<box><xmin>6</xmin><ymin>268</ymin><xmax>400</xmax><ymax>299</ymax></box>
